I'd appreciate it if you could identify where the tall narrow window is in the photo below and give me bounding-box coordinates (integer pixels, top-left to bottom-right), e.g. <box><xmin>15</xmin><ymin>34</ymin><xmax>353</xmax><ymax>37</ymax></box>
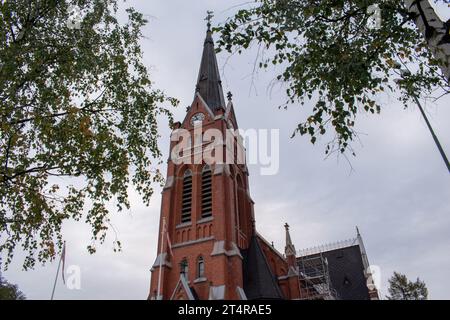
<box><xmin>197</xmin><ymin>256</ymin><xmax>205</xmax><ymax>278</ymax></box>
<box><xmin>181</xmin><ymin>169</ymin><xmax>192</xmax><ymax>223</ymax></box>
<box><xmin>236</xmin><ymin>175</ymin><xmax>246</xmax><ymax>233</ymax></box>
<box><xmin>180</xmin><ymin>258</ymin><xmax>188</xmax><ymax>280</ymax></box>
<box><xmin>201</xmin><ymin>165</ymin><xmax>212</xmax><ymax>218</ymax></box>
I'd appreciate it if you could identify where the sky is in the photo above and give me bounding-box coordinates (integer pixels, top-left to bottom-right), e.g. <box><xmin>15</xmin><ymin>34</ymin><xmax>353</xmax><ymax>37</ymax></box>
<box><xmin>3</xmin><ymin>1</ymin><xmax>450</xmax><ymax>300</ymax></box>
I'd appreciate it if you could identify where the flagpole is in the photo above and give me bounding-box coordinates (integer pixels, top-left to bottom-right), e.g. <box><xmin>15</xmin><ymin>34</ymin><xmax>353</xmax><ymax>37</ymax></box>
<box><xmin>156</xmin><ymin>217</ymin><xmax>166</xmax><ymax>300</ymax></box>
<box><xmin>50</xmin><ymin>250</ymin><xmax>63</xmax><ymax>300</ymax></box>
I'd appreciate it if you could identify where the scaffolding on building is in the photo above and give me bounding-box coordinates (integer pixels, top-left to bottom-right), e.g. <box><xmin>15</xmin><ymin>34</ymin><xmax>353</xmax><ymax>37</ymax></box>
<box><xmin>297</xmin><ymin>253</ymin><xmax>338</xmax><ymax>300</ymax></box>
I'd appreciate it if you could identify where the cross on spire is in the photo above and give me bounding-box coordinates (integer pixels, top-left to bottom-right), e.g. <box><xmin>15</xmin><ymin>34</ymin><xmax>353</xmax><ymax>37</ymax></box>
<box><xmin>205</xmin><ymin>10</ymin><xmax>214</xmax><ymax>30</ymax></box>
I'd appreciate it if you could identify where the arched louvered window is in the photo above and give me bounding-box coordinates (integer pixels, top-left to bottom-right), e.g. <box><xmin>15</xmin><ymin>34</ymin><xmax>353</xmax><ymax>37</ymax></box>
<box><xmin>197</xmin><ymin>256</ymin><xmax>205</xmax><ymax>278</ymax></box>
<box><xmin>181</xmin><ymin>169</ymin><xmax>192</xmax><ymax>223</ymax></box>
<box><xmin>201</xmin><ymin>165</ymin><xmax>212</xmax><ymax>218</ymax></box>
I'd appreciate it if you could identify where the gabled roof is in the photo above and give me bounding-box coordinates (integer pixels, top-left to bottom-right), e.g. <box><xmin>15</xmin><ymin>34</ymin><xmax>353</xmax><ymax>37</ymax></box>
<box><xmin>298</xmin><ymin>245</ymin><xmax>370</xmax><ymax>300</ymax></box>
<box><xmin>241</xmin><ymin>235</ymin><xmax>284</xmax><ymax>300</ymax></box>
<box><xmin>296</xmin><ymin>228</ymin><xmax>375</xmax><ymax>300</ymax></box>
<box><xmin>170</xmin><ymin>275</ymin><xmax>196</xmax><ymax>300</ymax></box>
<box><xmin>195</xmin><ymin>29</ymin><xmax>226</xmax><ymax>112</ymax></box>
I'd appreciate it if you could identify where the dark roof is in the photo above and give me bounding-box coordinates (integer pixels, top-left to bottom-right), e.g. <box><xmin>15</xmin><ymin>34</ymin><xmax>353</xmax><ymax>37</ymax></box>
<box><xmin>298</xmin><ymin>245</ymin><xmax>370</xmax><ymax>300</ymax></box>
<box><xmin>241</xmin><ymin>236</ymin><xmax>284</xmax><ymax>300</ymax></box>
<box><xmin>195</xmin><ymin>30</ymin><xmax>226</xmax><ymax>112</ymax></box>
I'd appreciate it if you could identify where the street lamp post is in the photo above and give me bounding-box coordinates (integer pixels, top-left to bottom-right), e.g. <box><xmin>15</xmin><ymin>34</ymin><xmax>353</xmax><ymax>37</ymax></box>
<box><xmin>412</xmin><ymin>95</ymin><xmax>450</xmax><ymax>173</ymax></box>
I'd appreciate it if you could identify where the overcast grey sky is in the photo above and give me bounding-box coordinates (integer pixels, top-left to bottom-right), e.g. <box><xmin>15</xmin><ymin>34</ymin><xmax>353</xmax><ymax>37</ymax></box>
<box><xmin>3</xmin><ymin>1</ymin><xmax>450</xmax><ymax>300</ymax></box>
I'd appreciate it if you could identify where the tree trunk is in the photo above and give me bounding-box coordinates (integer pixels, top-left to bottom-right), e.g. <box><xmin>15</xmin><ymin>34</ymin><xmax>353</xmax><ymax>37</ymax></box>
<box><xmin>404</xmin><ymin>0</ymin><xmax>450</xmax><ymax>81</ymax></box>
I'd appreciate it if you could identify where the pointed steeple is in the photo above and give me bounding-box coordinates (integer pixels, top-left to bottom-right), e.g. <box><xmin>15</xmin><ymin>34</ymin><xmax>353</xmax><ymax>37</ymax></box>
<box><xmin>195</xmin><ymin>17</ymin><xmax>226</xmax><ymax>112</ymax></box>
<box><xmin>284</xmin><ymin>223</ymin><xmax>296</xmax><ymax>256</ymax></box>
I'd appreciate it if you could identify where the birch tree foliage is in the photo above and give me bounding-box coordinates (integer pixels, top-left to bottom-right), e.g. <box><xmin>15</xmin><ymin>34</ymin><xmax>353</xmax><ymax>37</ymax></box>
<box><xmin>0</xmin><ymin>0</ymin><xmax>177</xmax><ymax>270</ymax></box>
<box><xmin>215</xmin><ymin>0</ymin><xmax>449</xmax><ymax>155</ymax></box>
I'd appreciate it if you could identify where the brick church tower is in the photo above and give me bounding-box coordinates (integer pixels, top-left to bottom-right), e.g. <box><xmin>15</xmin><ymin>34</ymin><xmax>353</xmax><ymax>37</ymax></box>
<box><xmin>148</xmin><ymin>24</ymin><xmax>263</xmax><ymax>300</ymax></box>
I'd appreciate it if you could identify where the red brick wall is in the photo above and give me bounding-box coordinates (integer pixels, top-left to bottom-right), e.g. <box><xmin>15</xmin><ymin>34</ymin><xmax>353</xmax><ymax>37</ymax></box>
<box><xmin>149</xmin><ymin>97</ymin><xmax>251</xmax><ymax>300</ymax></box>
<box><xmin>257</xmin><ymin>236</ymin><xmax>288</xmax><ymax>279</ymax></box>
<box><xmin>257</xmin><ymin>235</ymin><xmax>305</xmax><ymax>300</ymax></box>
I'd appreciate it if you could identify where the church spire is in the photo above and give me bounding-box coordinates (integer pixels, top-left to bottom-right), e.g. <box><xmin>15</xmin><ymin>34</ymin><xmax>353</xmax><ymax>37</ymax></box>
<box><xmin>195</xmin><ymin>11</ymin><xmax>226</xmax><ymax>112</ymax></box>
<box><xmin>284</xmin><ymin>223</ymin><xmax>297</xmax><ymax>270</ymax></box>
<box><xmin>284</xmin><ymin>223</ymin><xmax>296</xmax><ymax>256</ymax></box>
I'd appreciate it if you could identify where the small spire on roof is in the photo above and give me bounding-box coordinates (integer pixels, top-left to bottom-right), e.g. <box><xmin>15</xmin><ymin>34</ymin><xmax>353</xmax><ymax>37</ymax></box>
<box><xmin>227</xmin><ymin>91</ymin><xmax>233</xmax><ymax>101</ymax></box>
<box><xmin>284</xmin><ymin>223</ymin><xmax>296</xmax><ymax>256</ymax></box>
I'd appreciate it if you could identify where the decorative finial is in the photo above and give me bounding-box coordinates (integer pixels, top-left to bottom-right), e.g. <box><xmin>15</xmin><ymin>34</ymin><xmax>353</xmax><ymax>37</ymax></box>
<box><xmin>284</xmin><ymin>222</ymin><xmax>289</xmax><ymax>230</ymax></box>
<box><xmin>227</xmin><ymin>91</ymin><xmax>233</xmax><ymax>101</ymax></box>
<box><xmin>205</xmin><ymin>10</ymin><xmax>214</xmax><ymax>31</ymax></box>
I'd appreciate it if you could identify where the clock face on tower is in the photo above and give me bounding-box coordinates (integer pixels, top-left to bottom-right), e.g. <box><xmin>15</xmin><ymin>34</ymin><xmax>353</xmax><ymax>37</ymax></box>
<box><xmin>190</xmin><ymin>112</ymin><xmax>205</xmax><ymax>126</ymax></box>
